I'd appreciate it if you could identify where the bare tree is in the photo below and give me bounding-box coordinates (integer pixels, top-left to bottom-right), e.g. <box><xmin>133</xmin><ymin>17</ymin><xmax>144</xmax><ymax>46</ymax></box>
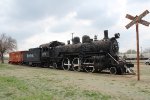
<box><xmin>126</xmin><ymin>49</ymin><xmax>137</xmax><ymax>54</ymax></box>
<box><xmin>0</xmin><ymin>33</ymin><xmax>17</xmax><ymax>63</ymax></box>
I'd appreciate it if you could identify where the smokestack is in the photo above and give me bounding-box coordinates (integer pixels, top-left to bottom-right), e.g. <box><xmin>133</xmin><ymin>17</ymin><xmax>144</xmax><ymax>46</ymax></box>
<box><xmin>104</xmin><ymin>30</ymin><xmax>108</xmax><ymax>39</ymax></box>
<box><xmin>67</xmin><ymin>40</ymin><xmax>70</xmax><ymax>44</ymax></box>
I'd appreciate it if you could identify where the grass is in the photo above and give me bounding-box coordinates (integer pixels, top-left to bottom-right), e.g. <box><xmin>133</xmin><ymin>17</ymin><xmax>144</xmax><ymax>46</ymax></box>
<box><xmin>138</xmin><ymin>87</ymin><xmax>150</xmax><ymax>94</ymax></box>
<box><xmin>83</xmin><ymin>90</ymin><xmax>111</xmax><ymax>100</ymax></box>
<box><xmin>0</xmin><ymin>76</ymin><xmax>29</xmax><ymax>100</ymax></box>
<box><xmin>0</xmin><ymin>64</ymin><xmax>111</xmax><ymax>100</ymax></box>
<box><xmin>0</xmin><ymin>76</ymin><xmax>28</xmax><ymax>91</ymax></box>
<box><xmin>1</xmin><ymin>63</ymin><xmax>150</xmax><ymax>100</ymax></box>
<box><xmin>0</xmin><ymin>63</ymin><xmax>15</xmax><ymax>70</ymax></box>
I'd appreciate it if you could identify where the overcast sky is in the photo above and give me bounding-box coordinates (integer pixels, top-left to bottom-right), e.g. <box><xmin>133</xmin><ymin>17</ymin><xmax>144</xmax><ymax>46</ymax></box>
<box><xmin>0</xmin><ymin>0</ymin><xmax>150</xmax><ymax>52</ymax></box>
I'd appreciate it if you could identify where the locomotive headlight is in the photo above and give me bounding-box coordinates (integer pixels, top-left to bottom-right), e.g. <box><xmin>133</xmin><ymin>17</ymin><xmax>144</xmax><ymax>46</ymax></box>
<box><xmin>114</xmin><ymin>33</ymin><xmax>120</xmax><ymax>39</ymax></box>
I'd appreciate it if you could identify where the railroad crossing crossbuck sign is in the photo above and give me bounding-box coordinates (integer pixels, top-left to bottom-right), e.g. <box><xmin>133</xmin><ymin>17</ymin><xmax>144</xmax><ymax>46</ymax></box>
<box><xmin>125</xmin><ymin>10</ymin><xmax>150</xmax><ymax>81</ymax></box>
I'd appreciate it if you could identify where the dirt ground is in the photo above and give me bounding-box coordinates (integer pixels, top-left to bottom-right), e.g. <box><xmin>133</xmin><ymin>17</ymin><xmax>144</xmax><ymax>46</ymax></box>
<box><xmin>0</xmin><ymin>63</ymin><xmax>150</xmax><ymax>100</ymax></box>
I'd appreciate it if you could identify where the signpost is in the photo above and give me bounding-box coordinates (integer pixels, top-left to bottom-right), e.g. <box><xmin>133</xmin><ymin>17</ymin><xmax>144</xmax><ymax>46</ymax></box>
<box><xmin>125</xmin><ymin>10</ymin><xmax>150</xmax><ymax>81</ymax></box>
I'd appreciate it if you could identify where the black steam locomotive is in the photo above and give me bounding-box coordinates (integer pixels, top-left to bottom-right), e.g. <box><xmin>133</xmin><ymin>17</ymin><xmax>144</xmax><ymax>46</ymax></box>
<box><xmin>21</xmin><ymin>30</ymin><xmax>134</xmax><ymax>75</ymax></box>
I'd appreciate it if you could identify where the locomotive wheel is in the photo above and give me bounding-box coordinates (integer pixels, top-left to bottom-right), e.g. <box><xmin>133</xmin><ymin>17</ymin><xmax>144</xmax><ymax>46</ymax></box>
<box><xmin>116</xmin><ymin>67</ymin><xmax>124</xmax><ymax>75</ymax></box>
<box><xmin>84</xmin><ymin>59</ymin><xmax>95</xmax><ymax>73</ymax></box>
<box><xmin>145</xmin><ymin>62</ymin><xmax>150</xmax><ymax>65</ymax></box>
<box><xmin>110</xmin><ymin>67</ymin><xmax>117</xmax><ymax>74</ymax></box>
<box><xmin>72</xmin><ymin>58</ymin><xmax>81</xmax><ymax>72</ymax></box>
<box><xmin>62</xmin><ymin>58</ymin><xmax>71</xmax><ymax>70</ymax></box>
<box><xmin>52</xmin><ymin>63</ymin><xmax>57</xmax><ymax>69</ymax></box>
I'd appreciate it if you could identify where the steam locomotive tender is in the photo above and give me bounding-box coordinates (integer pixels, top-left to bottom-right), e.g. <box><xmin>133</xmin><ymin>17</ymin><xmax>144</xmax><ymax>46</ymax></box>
<box><xmin>37</xmin><ymin>30</ymin><xmax>134</xmax><ymax>74</ymax></box>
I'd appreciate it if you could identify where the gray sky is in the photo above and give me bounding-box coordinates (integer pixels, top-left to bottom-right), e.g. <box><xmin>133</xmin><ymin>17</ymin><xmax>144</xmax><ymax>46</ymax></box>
<box><xmin>0</xmin><ymin>0</ymin><xmax>150</xmax><ymax>52</ymax></box>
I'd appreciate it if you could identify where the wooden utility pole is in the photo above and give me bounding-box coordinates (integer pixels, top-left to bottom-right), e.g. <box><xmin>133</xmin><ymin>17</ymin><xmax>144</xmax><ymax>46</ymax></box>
<box><xmin>125</xmin><ymin>10</ymin><xmax>150</xmax><ymax>81</ymax></box>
